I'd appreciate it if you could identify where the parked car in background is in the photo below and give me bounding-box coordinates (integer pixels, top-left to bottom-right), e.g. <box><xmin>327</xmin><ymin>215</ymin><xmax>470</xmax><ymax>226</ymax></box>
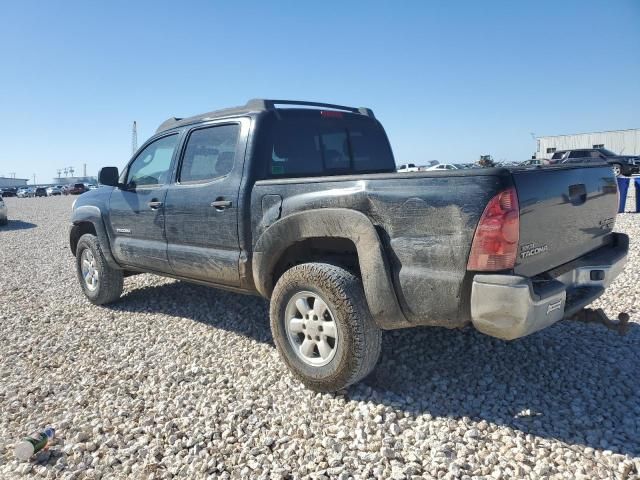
<box><xmin>551</xmin><ymin>148</ymin><xmax>639</xmax><ymax>176</ymax></box>
<box><xmin>87</xmin><ymin>184</ymin><xmax>98</xmax><ymax>190</ymax></box>
<box><xmin>70</xmin><ymin>98</ymin><xmax>627</xmax><ymax>392</ymax></box>
<box><xmin>34</xmin><ymin>187</ymin><xmax>48</xmax><ymax>197</ymax></box>
<box><xmin>47</xmin><ymin>186</ymin><xmax>63</xmax><ymax>196</ymax></box>
<box><xmin>521</xmin><ymin>159</ymin><xmax>546</xmax><ymax>166</ymax></box>
<box><xmin>68</xmin><ymin>183</ymin><xmax>88</xmax><ymax>195</ymax></box>
<box><xmin>426</xmin><ymin>163</ymin><xmax>458</xmax><ymax>171</ymax></box>
<box><xmin>397</xmin><ymin>163</ymin><xmax>420</xmax><ymax>172</ymax></box>
<box><xmin>0</xmin><ymin>195</ymin><xmax>7</xmax><ymax>225</ymax></box>
<box><xmin>17</xmin><ymin>187</ymin><xmax>30</xmax><ymax>198</ymax></box>
<box><xmin>1</xmin><ymin>187</ymin><xmax>17</xmax><ymax>197</ymax></box>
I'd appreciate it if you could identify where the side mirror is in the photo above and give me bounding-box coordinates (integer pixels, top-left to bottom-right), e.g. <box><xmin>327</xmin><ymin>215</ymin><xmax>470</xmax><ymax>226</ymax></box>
<box><xmin>98</xmin><ymin>167</ymin><xmax>119</xmax><ymax>187</ymax></box>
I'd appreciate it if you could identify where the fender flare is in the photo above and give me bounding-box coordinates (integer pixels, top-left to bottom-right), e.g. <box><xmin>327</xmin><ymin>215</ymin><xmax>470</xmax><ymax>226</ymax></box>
<box><xmin>253</xmin><ymin>208</ymin><xmax>410</xmax><ymax>329</ymax></box>
<box><xmin>70</xmin><ymin>206</ymin><xmax>120</xmax><ymax>269</ymax></box>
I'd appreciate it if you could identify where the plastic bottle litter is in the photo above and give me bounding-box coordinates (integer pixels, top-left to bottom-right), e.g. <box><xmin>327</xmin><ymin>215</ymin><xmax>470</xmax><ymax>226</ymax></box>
<box><xmin>14</xmin><ymin>427</ymin><xmax>55</xmax><ymax>461</ymax></box>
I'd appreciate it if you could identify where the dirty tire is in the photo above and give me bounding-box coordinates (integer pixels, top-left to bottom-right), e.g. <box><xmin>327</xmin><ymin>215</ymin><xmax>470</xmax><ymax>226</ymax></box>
<box><xmin>0</xmin><ymin>217</ymin><xmax>7</xmax><ymax>226</ymax></box>
<box><xmin>75</xmin><ymin>233</ymin><xmax>123</xmax><ymax>305</ymax></box>
<box><xmin>270</xmin><ymin>263</ymin><xmax>382</xmax><ymax>392</ymax></box>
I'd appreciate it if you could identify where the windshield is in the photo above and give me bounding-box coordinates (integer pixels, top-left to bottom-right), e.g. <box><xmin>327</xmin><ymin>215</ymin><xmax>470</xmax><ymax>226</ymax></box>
<box><xmin>260</xmin><ymin>110</ymin><xmax>396</xmax><ymax>178</ymax></box>
<box><xmin>599</xmin><ymin>149</ymin><xmax>617</xmax><ymax>157</ymax></box>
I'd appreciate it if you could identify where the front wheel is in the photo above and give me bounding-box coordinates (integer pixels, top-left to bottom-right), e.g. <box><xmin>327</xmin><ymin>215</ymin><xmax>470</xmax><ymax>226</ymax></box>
<box><xmin>612</xmin><ymin>163</ymin><xmax>622</xmax><ymax>176</ymax></box>
<box><xmin>270</xmin><ymin>263</ymin><xmax>382</xmax><ymax>392</ymax></box>
<box><xmin>75</xmin><ymin>234</ymin><xmax>123</xmax><ymax>305</ymax></box>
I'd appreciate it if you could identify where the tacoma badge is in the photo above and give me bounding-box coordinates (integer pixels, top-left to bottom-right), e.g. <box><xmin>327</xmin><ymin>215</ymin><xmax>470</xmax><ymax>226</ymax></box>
<box><xmin>520</xmin><ymin>242</ymin><xmax>548</xmax><ymax>259</ymax></box>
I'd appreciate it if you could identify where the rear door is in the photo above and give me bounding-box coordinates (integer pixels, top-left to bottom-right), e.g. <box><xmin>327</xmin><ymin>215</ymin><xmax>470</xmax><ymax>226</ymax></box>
<box><xmin>511</xmin><ymin>165</ymin><xmax>618</xmax><ymax>277</ymax></box>
<box><xmin>164</xmin><ymin>119</ymin><xmax>248</xmax><ymax>285</ymax></box>
<box><xmin>108</xmin><ymin>133</ymin><xmax>180</xmax><ymax>272</ymax></box>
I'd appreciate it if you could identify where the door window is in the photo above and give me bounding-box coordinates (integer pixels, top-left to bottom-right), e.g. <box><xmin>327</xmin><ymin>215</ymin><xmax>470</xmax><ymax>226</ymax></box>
<box><xmin>126</xmin><ymin>134</ymin><xmax>179</xmax><ymax>187</ymax></box>
<box><xmin>179</xmin><ymin>124</ymin><xmax>240</xmax><ymax>183</ymax></box>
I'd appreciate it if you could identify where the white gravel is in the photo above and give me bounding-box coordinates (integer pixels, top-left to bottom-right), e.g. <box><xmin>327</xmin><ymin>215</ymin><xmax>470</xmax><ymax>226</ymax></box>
<box><xmin>0</xmin><ymin>195</ymin><xmax>639</xmax><ymax>479</ymax></box>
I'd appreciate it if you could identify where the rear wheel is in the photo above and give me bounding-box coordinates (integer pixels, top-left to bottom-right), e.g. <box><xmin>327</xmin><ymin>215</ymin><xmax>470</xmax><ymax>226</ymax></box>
<box><xmin>270</xmin><ymin>263</ymin><xmax>382</xmax><ymax>392</ymax></box>
<box><xmin>75</xmin><ymin>234</ymin><xmax>123</xmax><ymax>305</ymax></box>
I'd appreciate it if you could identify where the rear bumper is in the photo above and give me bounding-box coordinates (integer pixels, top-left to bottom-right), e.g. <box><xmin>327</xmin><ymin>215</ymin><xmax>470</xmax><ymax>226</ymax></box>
<box><xmin>470</xmin><ymin>233</ymin><xmax>628</xmax><ymax>340</ymax></box>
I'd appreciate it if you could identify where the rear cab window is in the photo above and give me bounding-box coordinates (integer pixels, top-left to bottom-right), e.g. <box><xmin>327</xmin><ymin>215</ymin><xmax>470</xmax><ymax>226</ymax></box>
<box><xmin>258</xmin><ymin>110</ymin><xmax>396</xmax><ymax>179</ymax></box>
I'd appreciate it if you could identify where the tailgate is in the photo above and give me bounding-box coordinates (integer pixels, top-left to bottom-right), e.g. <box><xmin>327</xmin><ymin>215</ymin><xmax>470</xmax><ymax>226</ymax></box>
<box><xmin>511</xmin><ymin>165</ymin><xmax>618</xmax><ymax>277</ymax></box>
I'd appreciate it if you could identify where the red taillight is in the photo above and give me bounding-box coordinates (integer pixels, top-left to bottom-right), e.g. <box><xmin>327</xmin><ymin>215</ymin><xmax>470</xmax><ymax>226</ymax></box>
<box><xmin>320</xmin><ymin>110</ymin><xmax>343</xmax><ymax>118</ymax></box>
<box><xmin>467</xmin><ymin>187</ymin><xmax>519</xmax><ymax>271</ymax></box>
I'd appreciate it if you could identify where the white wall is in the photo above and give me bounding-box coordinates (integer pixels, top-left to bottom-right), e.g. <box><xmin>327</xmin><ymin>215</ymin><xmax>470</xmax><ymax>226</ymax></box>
<box><xmin>0</xmin><ymin>178</ymin><xmax>28</xmax><ymax>188</ymax></box>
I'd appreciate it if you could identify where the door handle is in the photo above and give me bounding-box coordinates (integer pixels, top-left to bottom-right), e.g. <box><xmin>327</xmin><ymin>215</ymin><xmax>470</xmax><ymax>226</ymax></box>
<box><xmin>211</xmin><ymin>199</ymin><xmax>232</xmax><ymax>210</ymax></box>
<box><xmin>148</xmin><ymin>200</ymin><xmax>163</xmax><ymax>210</ymax></box>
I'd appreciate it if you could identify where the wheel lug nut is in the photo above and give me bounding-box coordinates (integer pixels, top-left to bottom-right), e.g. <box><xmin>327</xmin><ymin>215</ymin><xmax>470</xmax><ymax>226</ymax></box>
<box><xmin>318</xmin><ymin>326</ymin><xmax>323</xmax><ymax>332</ymax></box>
<box><xmin>315</xmin><ymin>336</ymin><xmax>320</xmax><ymax>341</ymax></box>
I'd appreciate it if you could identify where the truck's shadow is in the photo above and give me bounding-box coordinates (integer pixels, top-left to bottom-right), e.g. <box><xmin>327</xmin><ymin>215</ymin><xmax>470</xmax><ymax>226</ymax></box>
<box><xmin>0</xmin><ymin>219</ymin><xmax>37</xmax><ymax>231</ymax></box>
<box><xmin>108</xmin><ymin>279</ymin><xmax>640</xmax><ymax>458</ymax></box>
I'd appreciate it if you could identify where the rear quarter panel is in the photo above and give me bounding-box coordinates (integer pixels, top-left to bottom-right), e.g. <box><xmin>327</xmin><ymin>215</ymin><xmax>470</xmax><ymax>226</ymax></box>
<box><xmin>251</xmin><ymin>171</ymin><xmax>510</xmax><ymax>327</ymax></box>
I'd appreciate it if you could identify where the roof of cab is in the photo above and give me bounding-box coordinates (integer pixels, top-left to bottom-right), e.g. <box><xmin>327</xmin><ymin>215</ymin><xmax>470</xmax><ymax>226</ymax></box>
<box><xmin>155</xmin><ymin>99</ymin><xmax>375</xmax><ymax>133</ymax></box>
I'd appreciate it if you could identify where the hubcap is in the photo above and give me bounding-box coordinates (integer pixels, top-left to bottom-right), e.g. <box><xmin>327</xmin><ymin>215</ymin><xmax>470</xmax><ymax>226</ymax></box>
<box><xmin>81</xmin><ymin>249</ymin><xmax>99</xmax><ymax>291</ymax></box>
<box><xmin>613</xmin><ymin>165</ymin><xmax>621</xmax><ymax>176</ymax></box>
<box><xmin>284</xmin><ymin>291</ymin><xmax>339</xmax><ymax>367</ymax></box>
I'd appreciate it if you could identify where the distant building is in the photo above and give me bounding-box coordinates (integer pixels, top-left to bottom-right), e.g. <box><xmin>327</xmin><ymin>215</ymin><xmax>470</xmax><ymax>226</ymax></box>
<box><xmin>536</xmin><ymin>128</ymin><xmax>640</xmax><ymax>159</ymax></box>
<box><xmin>0</xmin><ymin>177</ymin><xmax>28</xmax><ymax>188</ymax></box>
<box><xmin>53</xmin><ymin>176</ymin><xmax>98</xmax><ymax>185</ymax></box>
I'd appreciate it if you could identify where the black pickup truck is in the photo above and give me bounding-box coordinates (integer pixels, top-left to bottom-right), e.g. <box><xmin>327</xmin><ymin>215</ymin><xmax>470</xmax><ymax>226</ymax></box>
<box><xmin>70</xmin><ymin>99</ymin><xmax>628</xmax><ymax>392</ymax></box>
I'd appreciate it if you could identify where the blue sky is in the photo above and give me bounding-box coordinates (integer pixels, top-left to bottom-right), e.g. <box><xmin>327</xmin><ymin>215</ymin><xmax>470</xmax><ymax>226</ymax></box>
<box><xmin>0</xmin><ymin>0</ymin><xmax>638</xmax><ymax>182</ymax></box>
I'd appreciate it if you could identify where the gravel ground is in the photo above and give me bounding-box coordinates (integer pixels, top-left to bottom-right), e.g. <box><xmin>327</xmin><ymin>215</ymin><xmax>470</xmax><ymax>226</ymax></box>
<box><xmin>0</xmin><ymin>195</ymin><xmax>639</xmax><ymax>480</ymax></box>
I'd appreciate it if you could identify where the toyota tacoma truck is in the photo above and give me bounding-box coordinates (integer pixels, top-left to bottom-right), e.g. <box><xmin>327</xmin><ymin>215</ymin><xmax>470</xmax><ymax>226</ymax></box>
<box><xmin>70</xmin><ymin>99</ymin><xmax>628</xmax><ymax>392</ymax></box>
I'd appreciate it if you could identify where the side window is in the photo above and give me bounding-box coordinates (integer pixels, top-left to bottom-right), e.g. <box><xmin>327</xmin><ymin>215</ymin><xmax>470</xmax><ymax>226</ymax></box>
<box><xmin>179</xmin><ymin>124</ymin><xmax>240</xmax><ymax>183</ymax></box>
<box><xmin>127</xmin><ymin>135</ymin><xmax>179</xmax><ymax>187</ymax></box>
<box><xmin>568</xmin><ymin>151</ymin><xmax>586</xmax><ymax>159</ymax></box>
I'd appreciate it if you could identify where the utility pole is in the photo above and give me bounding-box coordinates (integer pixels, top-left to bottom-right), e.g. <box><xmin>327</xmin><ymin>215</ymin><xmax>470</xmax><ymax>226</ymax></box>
<box><xmin>132</xmin><ymin>121</ymin><xmax>138</xmax><ymax>155</ymax></box>
<box><xmin>32</xmin><ymin>174</ymin><xmax>36</xmax><ymax>185</ymax></box>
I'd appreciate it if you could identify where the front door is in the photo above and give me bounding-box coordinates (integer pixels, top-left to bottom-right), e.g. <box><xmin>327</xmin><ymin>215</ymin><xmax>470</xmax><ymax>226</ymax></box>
<box><xmin>164</xmin><ymin>121</ymin><xmax>246</xmax><ymax>286</ymax></box>
<box><xmin>108</xmin><ymin>133</ymin><xmax>180</xmax><ymax>272</ymax></box>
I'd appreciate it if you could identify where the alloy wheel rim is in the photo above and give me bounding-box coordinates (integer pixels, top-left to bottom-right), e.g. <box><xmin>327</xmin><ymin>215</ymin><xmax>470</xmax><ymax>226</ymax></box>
<box><xmin>81</xmin><ymin>249</ymin><xmax>99</xmax><ymax>291</ymax></box>
<box><xmin>284</xmin><ymin>291</ymin><xmax>339</xmax><ymax>367</ymax></box>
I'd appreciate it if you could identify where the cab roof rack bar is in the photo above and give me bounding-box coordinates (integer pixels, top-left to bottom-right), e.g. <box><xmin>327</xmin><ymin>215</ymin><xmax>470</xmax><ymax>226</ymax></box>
<box><xmin>245</xmin><ymin>99</ymin><xmax>375</xmax><ymax>118</ymax></box>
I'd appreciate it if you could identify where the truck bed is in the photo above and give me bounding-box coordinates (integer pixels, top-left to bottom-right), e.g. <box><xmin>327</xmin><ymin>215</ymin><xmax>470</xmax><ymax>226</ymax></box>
<box><xmin>251</xmin><ymin>163</ymin><xmax>619</xmax><ymax>329</ymax></box>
